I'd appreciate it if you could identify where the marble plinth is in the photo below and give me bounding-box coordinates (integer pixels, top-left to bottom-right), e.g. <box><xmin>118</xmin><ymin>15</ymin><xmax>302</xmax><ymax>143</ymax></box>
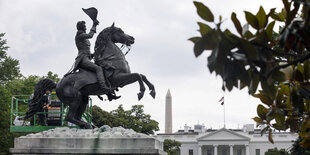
<box><xmin>10</xmin><ymin>126</ymin><xmax>166</xmax><ymax>155</ymax></box>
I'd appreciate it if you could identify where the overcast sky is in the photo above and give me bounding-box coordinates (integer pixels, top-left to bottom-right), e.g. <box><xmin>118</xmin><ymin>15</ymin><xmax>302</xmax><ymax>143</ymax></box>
<box><xmin>0</xmin><ymin>0</ymin><xmax>283</xmax><ymax>133</ymax></box>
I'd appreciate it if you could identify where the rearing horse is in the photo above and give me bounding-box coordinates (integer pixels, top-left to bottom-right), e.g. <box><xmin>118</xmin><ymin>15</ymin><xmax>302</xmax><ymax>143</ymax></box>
<box><xmin>25</xmin><ymin>23</ymin><xmax>155</xmax><ymax>129</ymax></box>
<box><xmin>94</xmin><ymin>23</ymin><xmax>155</xmax><ymax>101</ymax></box>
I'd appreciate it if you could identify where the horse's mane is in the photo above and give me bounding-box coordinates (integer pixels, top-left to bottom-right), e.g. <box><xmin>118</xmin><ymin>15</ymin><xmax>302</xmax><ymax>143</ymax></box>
<box><xmin>94</xmin><ymin>26</ymin><xmax>115</xmax><ymax>58</ymax></box>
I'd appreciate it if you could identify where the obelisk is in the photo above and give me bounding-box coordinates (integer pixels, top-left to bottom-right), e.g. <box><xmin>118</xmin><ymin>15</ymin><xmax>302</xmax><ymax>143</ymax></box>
<box><xmin>165</xmin><ymin>89</ymin><xmax>172</xmax><ymax>133</ymax></box>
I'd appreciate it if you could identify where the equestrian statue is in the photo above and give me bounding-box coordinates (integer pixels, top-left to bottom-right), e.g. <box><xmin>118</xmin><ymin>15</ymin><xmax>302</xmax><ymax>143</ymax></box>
<box><xmin>24</xmin><ymin>7</ymin><xmax>156</xmax><ymax>129</ymax></box>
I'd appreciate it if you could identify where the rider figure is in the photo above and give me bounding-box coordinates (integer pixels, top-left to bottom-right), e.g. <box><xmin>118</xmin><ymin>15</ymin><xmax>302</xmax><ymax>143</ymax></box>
<box><xmin>69</xmin><ymin>20</ymin><xmax>119</xmax><ymax>101</ymax></box>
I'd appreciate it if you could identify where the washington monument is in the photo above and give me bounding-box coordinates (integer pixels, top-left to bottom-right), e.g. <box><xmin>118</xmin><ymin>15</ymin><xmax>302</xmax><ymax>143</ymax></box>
<box><xmin>165</xmin><ymin>89</ymin><xmax>172</xmax><ymax>133</ymax></box>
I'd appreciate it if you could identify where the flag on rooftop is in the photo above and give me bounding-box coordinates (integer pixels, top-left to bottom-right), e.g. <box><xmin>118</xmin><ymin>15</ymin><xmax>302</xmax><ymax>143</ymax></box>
<box><xmin>218</xmin><ymin>96</ymin><xmax>224</xmax><ymax>105</ymax></box>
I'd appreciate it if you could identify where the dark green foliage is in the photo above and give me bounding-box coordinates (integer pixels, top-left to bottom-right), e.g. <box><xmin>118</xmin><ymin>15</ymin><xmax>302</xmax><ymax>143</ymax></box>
<box><xmin>0</xmin><ymin>33</ymin><xmax>21</xmax><ymax>154</ymax></box>
<box><xmin>191</xmin><ymin>0</ymin><xmax>310</xmax><ymax>147</ymax></box>
<box><xmin>290</xmin><ymin>137</ymin><xmax>310</xmax><ymax>155</ymax></box>
<box><xmin>0</xmin><ymin>33</ymin><xmax>60</xmax><ymax>154</ymax></box>
<box><xmin>265</xmin><ymin>147</ymin><xmax>289</xmax><ymax>155</ymax></box>
<box><xmin>0</xmin><ymin>33</ymin><xmax>21</xmax><ymax>84</ymax></box>
<box><xmin>92</xmin><ymin>105</ymin><xmax>115</xmax><ymax>127</ymax></box>
<box><xmin>163</xmin><ymin>139</ymin><xmax>181</xmax><ymax>155</ymax></box>
<box><xmin>42</xmin><ymin>71</ymin><xmax>60</xmax><ymax>83</ymax></box>
<box><xmin>0</xmin><ymin>74</ymin><xmax>59</xmax><ymax>154</ymax></box>
<box><xmin>92</xmin><ymin>105</ymin><xmax>159</xmax><ymax>135</ymax></box>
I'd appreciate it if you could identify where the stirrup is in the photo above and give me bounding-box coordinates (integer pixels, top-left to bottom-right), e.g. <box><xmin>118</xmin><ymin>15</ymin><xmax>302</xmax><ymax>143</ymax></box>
<box><xmin>107</xmin><ymin>94</ymin><xmax>121</xmax><ymax>101</ymax></box>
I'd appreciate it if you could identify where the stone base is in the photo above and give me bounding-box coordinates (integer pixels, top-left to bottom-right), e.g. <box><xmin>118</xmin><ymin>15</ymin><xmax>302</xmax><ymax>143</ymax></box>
<box><xmin>10</xmin><ymin>127</ymin><xmax>166</xmax><ymax>155</ymax></box>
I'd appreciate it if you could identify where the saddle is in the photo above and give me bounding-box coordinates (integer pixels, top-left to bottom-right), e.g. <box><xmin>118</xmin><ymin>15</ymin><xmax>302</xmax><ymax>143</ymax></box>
<box><xmin>70</xmin><ymin>69</ymin><xmax>98</xmax><ymax>90</ymax></box>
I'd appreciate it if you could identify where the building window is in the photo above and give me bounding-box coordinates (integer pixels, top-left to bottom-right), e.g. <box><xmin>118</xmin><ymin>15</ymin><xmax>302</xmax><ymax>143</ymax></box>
<box><xmin>222</xmin><ymin>149</ymin><xmax>227</xmax><ymax>155</ymax></box>
<box><xmin>189</xmin><ymin>149</ymin><xmax>193</xmax><ymax>155</ymax></box>
<box><xmin>255</xmin><ymin>149</ymin><xmax>260</xmax><ymax>155</ymax></box>
<box><xmin>237</xmin><ymin>149</ymin><xmax>242</xmax><ymax>155</ymax></box>
<box><xmin>207</xmin><ymin>150</ymin><xmax>211</xmax><ymax>155</ymax></box>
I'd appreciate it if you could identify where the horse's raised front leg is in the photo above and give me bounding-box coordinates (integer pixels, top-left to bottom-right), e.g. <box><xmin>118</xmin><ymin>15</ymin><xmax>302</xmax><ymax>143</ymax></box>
<box><xmin>140</xmin><ymin>74</ymin><xmax>156</xmax><ymax>99</ymax></box>
<box><xmin>111</xmin><ymin>73</ymin><xmax>145</xmax><ymax>100</ymax></box>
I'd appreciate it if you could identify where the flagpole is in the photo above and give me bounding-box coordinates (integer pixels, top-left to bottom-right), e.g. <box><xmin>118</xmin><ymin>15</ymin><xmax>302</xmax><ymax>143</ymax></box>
<box><xmin>219</xmin><ymin>96</ymin><xmax>226</xmax><ymax>128</ymax></box>
<box><xmin>224</xmin><ymin>99</ymin><xmax>226</xmax><ymax>128</ymax></box>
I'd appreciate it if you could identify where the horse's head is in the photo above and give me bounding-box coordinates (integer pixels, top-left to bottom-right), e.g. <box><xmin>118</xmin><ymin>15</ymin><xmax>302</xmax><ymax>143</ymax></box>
<box><xmin>95</xmin><ymin>23</ymin><xmax>135</xmax><ymax>55</ymax></box>
<box><xmin>109</xmin><ymin>23</ymin><xmax>135</xmax><ymax>46</ymax></box>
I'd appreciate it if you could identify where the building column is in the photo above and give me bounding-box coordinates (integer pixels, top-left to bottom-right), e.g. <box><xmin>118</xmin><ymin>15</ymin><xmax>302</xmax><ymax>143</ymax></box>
<box><xmin>229</xmin><ymin>144</ymin><xmax>234</xmax><ymax>155</ymax></box>
<box><xmin>198</xmin><ymin>145</ymin><xmax>202</xmax><ymax>155</ymax></box>
<box><xmin>213</xmin><ymin>144</ymin><xmax>218</xmax><ymax>155</ymax></box>
<box><xmin>245</xmin><ymin>144</ymin><xmax>249</xmax><ymax>155</ymax></box>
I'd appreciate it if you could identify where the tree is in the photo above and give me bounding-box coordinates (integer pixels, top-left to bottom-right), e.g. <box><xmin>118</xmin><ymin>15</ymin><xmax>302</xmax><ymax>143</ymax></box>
<box><xmin>0</xmin><ymin>33</ymin><xmax>20</xmax><ymax>84</ymax></box>
<box><xmin>92</xmin><ymin>105</ymin><xmax>115</xmax><ymax>127</ymax></box>
<box><xmin>0</xmin><ymin>72</ymin><xmax>59</xmax><ymax>154</ymax></box>
<box><xmin>190</xmin><ymin>0</ymin><xmax>310</xmax><ymax>147</ymax></box>
<box><xmin>163</xmin><ymin>139</ymin><xmax>181</xmax><ymax>155</ymax></box>
<box><xmin>92</xmin><ymin>105</ymin><xmax>159</xmax><ymax>135</ymax></box>
<box><xmin>265</xmin><ymin>147</ymin><xmax>289</xmax><ymax>155</ymax></box>
<box><xmin>0</xmin><ymin>33</ymin><xmax>21</xmax><ymax>154</ymax></box>
<box><xmin>290</xmin><ymin>137</ymin><xmax>310</xmax><ymax>155</ymax></box>
<box><xmin>43</xmin><ymin>71</ymin><xmax>60</xmax><ymax>83</ymax></box>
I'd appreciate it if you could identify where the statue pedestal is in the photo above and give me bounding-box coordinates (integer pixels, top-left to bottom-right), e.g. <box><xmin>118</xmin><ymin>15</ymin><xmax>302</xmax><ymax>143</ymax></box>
<box><xmin>10</xmin><ymin>127</ymin><xmax>166</xmax><ymax>155</ymax></box>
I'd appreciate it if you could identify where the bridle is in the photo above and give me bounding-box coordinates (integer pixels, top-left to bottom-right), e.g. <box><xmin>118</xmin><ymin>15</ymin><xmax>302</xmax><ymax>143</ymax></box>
<box><xmin>112</xmin><ymin>28</ymin><xmax>132</xmax><ymax>56</ymax></box>
<box><xmin>120</xmin><ymin>43</ymin><xmax>131</xmax><ymax>56</ymax></box>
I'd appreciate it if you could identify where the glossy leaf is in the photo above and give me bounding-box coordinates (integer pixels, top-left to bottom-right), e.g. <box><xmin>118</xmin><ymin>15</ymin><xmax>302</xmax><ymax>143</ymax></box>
<box><xmin>188</xmin><ymin>37</ymin><xmax>200</xmax><ymax>44</ymax></box>
<box><xmin>193</xmin><ymin>30</ymin><xmax>218</xmax><ymax>57</ymax></box>
<box><xmin>253</xmin><ymin>117</ymin><xmax>263</xmax><ymax>124</ymax></box>
<box><xmin>238</xmin><ymin>39</ymin><xmax>260</xmax><ymax>61</ymax></box>
<box><xmin>275</xmin><ymin>113</ymin><xmax>285</xmax><ymax>126</ymax></box>
<box><xmin>194</xmin><ymin>1</ymin><xmax>214</xmax><ymax>22</ymax></box>
<box><xmin>253</xmin><ymin>92</ymin><xmax>273</xmax><ymax>106</ymax></box>
<box><xmin>257</xmin><ymin>104</ymin><xmax>267</xmax><ymax>120</ymax></box>
<box><xmin>269</xmin><ymin>7</ymin><xmax>285</xmax><ymax>22</ymax></box>
<box><xmin>244</xmin><ymin>11</ymin><xmax>259</xmax><ymax>30</ymax></box>
<box><xmin>276</xmin><ymin>84</ymin><xmax>289</xmax><ymax>105</ymax></box>
<box><xmin>197</xmin><ymin>22</ymin><xmax>211</xmax><ymax>35</ymax></box>
<box><xmin>265</xmin><ymin>21</ymin><xmax>275</xmax><ymax>40</ymax></box>
<box><xmin>261</xmin><ymin>80</ymin><xmax>276</xmax><ymax>98</ymax></box>
<box><xmin>231</xmin><ymin>12</ymin><xmax>243</xmax><ymax>36</ymax></box>
<box><xmin>249</xmin><ymin>73</ymin><xmax>259</xmax><ymax>94</ymax></box>
<box><xmin>256</xmin><ymin>6</ymin><xmax>267</xmax><ymax>29</ymax></box>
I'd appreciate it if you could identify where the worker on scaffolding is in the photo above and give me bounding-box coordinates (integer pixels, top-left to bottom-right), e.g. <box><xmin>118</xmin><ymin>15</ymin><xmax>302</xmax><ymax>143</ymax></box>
<box><xmin>24</xmin><ymin>79</ymin><xmax>55</xmax><ymax>126</ymax></box>
<box><xmin>28</xmin><ymin>90</ymin><xmax>51</xmax><ymax>126</ymax></box>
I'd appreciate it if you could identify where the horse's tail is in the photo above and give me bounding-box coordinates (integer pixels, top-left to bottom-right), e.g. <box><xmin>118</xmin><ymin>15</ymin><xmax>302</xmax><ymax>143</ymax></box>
<box><xmin>24</xmin><ymin>79</ymin><xmax>57</xmax><ymax>120</ymax></box>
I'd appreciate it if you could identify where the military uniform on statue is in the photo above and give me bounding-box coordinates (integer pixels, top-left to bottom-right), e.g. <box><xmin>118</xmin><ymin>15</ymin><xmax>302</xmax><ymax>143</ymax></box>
<box><xmin>66</xmin><ymin>8</ymin><xmax>120</xmax><ymax>101</ymax></box>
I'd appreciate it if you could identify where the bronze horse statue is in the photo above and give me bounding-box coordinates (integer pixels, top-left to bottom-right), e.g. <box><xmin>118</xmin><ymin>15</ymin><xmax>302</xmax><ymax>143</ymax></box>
<box><xmin>25</xmin><ymin>23</ymin><xmax>156</xmax><ymax>129</ymax></box>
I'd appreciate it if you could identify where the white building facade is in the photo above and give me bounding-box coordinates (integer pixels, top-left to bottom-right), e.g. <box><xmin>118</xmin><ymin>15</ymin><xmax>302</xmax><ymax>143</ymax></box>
<box><xmin>156</xmin><ymin>124</ymin><xmax>298</xmax><ymax>155</ymax></box>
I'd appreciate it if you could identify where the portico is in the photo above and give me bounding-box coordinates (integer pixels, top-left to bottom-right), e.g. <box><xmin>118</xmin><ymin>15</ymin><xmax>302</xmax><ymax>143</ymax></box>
<box><xmin>197</xmin><ymin>128</ymin><xmax>250</xmax><ymax>155</ymax></box>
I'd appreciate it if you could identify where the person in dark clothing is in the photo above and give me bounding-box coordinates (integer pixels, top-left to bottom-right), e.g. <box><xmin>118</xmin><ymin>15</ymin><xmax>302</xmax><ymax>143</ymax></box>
<box><xmin>29</xmin><ymin>90</ymin><xmax>51</xmax><ymax>126</ymax></box>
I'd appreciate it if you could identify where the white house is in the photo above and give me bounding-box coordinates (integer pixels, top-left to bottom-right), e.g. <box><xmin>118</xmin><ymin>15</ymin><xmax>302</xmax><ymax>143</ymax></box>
<box><xmin>156</xmin><ymin>124</ymin><xmax>298</xmax><ymax>155</ymax></box>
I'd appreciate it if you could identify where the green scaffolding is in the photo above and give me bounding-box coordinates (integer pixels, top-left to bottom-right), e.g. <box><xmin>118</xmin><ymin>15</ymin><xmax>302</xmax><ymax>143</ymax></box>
<box><xmin>10</xmin><ymin>94</ymin><xmax>92</xmax><ymax>132</ymax></box>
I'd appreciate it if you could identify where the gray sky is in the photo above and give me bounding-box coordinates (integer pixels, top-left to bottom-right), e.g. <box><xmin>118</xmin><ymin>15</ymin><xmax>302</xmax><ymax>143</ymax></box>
<box><xmin>0</xmin><ymin>0</ymin><xmax>282</xmax><ymax>133</ymax></box>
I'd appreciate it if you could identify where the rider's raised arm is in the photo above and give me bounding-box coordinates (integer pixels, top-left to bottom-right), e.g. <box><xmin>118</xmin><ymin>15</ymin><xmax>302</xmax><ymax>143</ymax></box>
<box><xmin>77</xmin><ymin>24</ymin><xmax>97</xmax><ymax>39</ymax></box>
